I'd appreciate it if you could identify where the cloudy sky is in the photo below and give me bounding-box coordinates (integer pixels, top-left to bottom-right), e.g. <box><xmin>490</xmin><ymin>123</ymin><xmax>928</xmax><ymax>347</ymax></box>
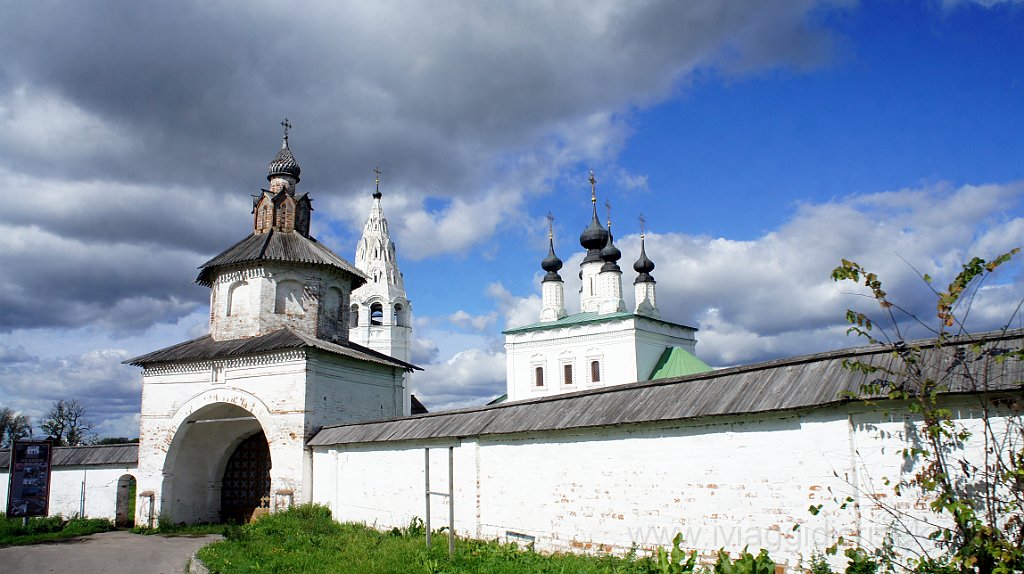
<box><xmin>0</xmin><ymin>1</ymin><xmax>1022</xmax><ymax>438</ymax></box>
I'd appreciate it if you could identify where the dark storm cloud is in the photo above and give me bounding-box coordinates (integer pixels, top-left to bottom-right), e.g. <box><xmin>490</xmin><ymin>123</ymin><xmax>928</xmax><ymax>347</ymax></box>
<box><xmin>0</xmin><ymin>1</ymin><xmax>837</xmax><ymax>191</ymax></box>
<box><xmin>0</xmin><ymin>0</ymin><xmax>841</xmax><ymax>333</ymax></box>
<box><xmin>0</xmin><ymin>348</ymin><xmax>142</xmax><ymax>438</ymax></box>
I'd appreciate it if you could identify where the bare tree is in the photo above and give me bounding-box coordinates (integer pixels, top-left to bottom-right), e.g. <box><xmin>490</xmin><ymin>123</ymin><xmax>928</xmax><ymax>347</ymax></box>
<box><xmin>40</xmin><ymin>399</ymin><xmax>93</xmax><ymax>446</ymax></box>
<box><xmin>0</xmin><ymin>405</ymin><xmax>32</xmax><ymax>447</ymax></box>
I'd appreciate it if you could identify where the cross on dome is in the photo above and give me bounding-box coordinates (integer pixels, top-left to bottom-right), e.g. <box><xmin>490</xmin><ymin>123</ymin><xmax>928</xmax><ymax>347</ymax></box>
<box><xmin>281</xmin><ymin>118</ymin><xmax>292</xmax><ymax>148</ymax></box>
<box><xmin>373</xmin><ymin>166</ymin><xmax>383</xmax><ymax>199</ymax></box>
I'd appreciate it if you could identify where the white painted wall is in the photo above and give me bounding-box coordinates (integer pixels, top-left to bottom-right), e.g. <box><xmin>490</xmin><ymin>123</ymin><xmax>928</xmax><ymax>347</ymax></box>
<box><xmin>311</xmin><ymin>399</ymin><xmax>1005</xmax><ymax>571</ymax></box>
<box><xmin>136</xmin><ymin>349</ymin><xmax>404</xmax><ymax>525</ymax></box>
<box><xmin>1</xmin><ymin>465</ymin><xmax>135</xmax><ymax>520</ymax></box>
<box><xmin>505</xmin><ymin>316</ymin><xmax>697</xmax><ymax>401</ymax></box>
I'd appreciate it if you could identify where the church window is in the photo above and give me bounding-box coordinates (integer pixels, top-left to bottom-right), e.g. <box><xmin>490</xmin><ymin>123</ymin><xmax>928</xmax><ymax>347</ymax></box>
<box><xmin>393</xmin><ymin>303</ymin><xmax>404</xmax><ymax>326</ymax></box>
<box><xmin>324</xmin><ymin>287</ymin><xmax>343</xmax><ymax>321</ymax></box>
<box><xmin>350</xmin><ymin>304</ymin><xmax>359</xmax><ymax>328</ymax></box>
<box><xmin>590</xmin><ymin>361</ymin><xmax>601</xmax><ymax>383</ymax></box>
<box><xmin>227</xmin><ymin>281</ymin><xmax>248</xmax><ymax>317</ymax></box>
<box><xmin>275</xmin><ymin>280</ymin><xmax>305</xmax><ymax>314</ymax></box>
<box><xmin>534</xmin><ymin>367</ymin><xmax>544</xmax><ymax>387</ymax></box>
<box><xmin>563</xmin><ymin>364</ymin><xmax>573</xmax><ymax>386</ymax></box>
<box><xmin>370</xmin><ymin>303</ymin><xmax>383</xmax><ymax>325</ymax></box>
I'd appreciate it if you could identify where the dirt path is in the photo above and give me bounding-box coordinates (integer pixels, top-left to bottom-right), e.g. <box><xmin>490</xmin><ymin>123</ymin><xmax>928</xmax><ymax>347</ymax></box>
<box><xmin>0</xmin><ymin>530</ymin><xmax>222</xmax><ymax>574</ymax></box>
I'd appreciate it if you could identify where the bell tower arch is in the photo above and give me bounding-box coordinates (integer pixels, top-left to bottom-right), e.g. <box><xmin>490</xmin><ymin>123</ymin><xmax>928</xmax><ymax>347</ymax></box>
<box><xmin>350</xmin><ymin>168</ymin><xmax>413</xmax><ymax>415</ymax></box>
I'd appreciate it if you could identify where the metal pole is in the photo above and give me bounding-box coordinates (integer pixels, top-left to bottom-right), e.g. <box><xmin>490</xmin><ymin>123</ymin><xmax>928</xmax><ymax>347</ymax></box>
<box><xmin>80</xmin><ymin>477</ymin><xmax>86</xmax><ymax>517</ymax></box>
<box><xmin>447</xmin><ymin>446</ymin><xmax>454</xmax><ymax>556</ymax></box>
<box><xmin>424</xmin><ymin>448</ymin><xmax>431</xmax><ymax>548</ymax></box>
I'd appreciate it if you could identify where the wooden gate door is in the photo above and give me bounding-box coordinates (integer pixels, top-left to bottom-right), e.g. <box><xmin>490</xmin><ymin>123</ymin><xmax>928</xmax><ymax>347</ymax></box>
<box><xmin>220</xmin><ymin>430</ymin><xmax>271</xmax><ymax>523</ymax></box>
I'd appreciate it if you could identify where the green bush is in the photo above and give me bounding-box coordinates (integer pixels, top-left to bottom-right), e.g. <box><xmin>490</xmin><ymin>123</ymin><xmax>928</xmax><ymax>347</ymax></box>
<box><xmin>713</xmin><ymin>547</ymin><xmax>776</xmax><ymax>574</ymax></box>
<box><xmin>809</xmin><ymin>551</ymin><xmax>833</xmax><ymax>574</ymax></box>
<box><xmin>0</xmin><ymin>513</ymin><xmax>113</xmax><ymax>545</ymax></box>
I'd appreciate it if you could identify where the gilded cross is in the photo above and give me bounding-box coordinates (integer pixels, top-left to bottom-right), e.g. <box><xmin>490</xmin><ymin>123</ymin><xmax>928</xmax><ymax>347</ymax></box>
<box><xmin>374</xmin><ymin>166</ymin><xmax>382</xmax><ymax>191</ymax></box>
<box><xmin>546</xmin><ymin>211</ymin><xmax>555</xmax><ymax>239</ymax></box>
<box><xmin>639</xmin><ymin>213</ymin><xmax>647</xmax><ymax>237</ymax></box>
<box><xmin>588</xmin><ymin>170</ymin><xmax>597</xmax><ymax>204</ymax></box>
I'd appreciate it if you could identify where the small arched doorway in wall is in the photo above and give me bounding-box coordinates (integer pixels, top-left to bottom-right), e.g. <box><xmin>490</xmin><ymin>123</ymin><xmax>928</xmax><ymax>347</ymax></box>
<box><xmin>161</xmin><ymin>402</ymin><xmax>271</xmax><ymax>524</ymax></box>
<box><xmin>115</xmin><ymin>474</ymin><xmax>136</xmax><ymax>528</ymax></box>
<box><xmin>221</xmin><ymin>430</ymin><xmax>271</xmax><ymax>523</ymax></box>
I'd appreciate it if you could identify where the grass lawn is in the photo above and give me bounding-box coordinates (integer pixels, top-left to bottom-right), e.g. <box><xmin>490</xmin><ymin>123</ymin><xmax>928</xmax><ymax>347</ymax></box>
<box><xmin>0</xmin><ymin>514</ymin><xmax>115</xmax><ymax>546</ymax></box>
<box><xmin>197</xmin><ymin>505</ymin><xmax>659</xmax><ymax>574</ymax></box>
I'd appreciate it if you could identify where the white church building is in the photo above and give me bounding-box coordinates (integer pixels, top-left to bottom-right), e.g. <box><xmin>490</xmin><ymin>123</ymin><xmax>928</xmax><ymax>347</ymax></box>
<box><xmin>2</xmin><ymin>128</ymin><xmax>1020</xmax><ymax>571</ymax></box>
<box><xmin>505</xmin><ymin>173</ymin><xmax>709</xmax><ymax>402</ymax></box>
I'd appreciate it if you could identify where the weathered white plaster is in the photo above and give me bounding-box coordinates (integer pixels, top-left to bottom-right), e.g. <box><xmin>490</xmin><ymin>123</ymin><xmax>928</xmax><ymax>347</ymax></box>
<box><xmin>0</xmin><ymin>465</ymin><xmax>135</xmax><ymax>521</ymax></box>
<box><xmin>135</xmin><ymin>349</ymin><xmax>404</xmax><ymax>525</ymax></box>
<box><xmin>310</xmin><ymin>399</ymin><xmax>1007</xmax><ymax>571</ymax></box>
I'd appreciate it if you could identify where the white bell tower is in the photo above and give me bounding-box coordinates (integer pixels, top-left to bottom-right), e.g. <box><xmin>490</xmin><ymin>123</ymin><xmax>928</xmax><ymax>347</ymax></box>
<box><xmin>350</xmin><ymin>168</ymin><xmax>413</xmax><ymax>414</ymax></box>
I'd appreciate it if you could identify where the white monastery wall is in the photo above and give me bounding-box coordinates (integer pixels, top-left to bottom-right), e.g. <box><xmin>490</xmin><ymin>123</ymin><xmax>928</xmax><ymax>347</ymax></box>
<box><xmin>311</xmin><ymin>399</ymin><xmax>1002</xmax><ymax>570</ymax></box>
<box><xmin>306</xmin><ymin>353</ymin><xmax>405</xmax><ymax>429</ymax></box>
<box><xmin>0</xmin><ymin>465</ymin><xmax>135</xmax><ymax>520</ymax></box>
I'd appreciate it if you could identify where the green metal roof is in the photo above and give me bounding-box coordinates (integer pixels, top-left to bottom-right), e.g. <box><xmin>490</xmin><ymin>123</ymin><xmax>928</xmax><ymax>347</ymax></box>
<box><xmin>503</xmin><ymin>311</ymin><xmax>635</xmax><ymax>334</ymax></box>
<box><xmin>648</xmin><ymin>347</ymin><xmax>713</xmax><ymax>380</ymax></box>
<box><xmin>504</xmin><ymin>311</ymin><xmax>698</xmax><ymax>335</ymax></box>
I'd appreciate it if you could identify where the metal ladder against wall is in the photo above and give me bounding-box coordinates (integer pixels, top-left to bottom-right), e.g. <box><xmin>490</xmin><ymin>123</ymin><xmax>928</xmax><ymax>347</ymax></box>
<box><xmin>424</xmin><ymin>446</ymin><xmax>455</xmax><ymax>556</ymax></box>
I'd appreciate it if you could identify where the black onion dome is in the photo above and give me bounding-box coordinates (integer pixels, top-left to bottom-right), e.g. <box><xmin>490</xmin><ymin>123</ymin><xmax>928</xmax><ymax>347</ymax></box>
<box><xmin>580</xmin><ymin>204</ymin><xmax>609</xmax><ymax>264</ymax></box>
<box><xmin>600</xmin><ymin>229</ymin><xmax>622</xmax><ymax>272</ymax></box>
<box><xmin>579</xmin><ymin>207</ymin><xmax>609</xmax><ymax>250</ymax></box>
<box><xmin>633</xmin><ymin>236</ymin><xmax>656</xmax><ymax>284</ymax></box>
<box><xmin>372</xmin><ymin>189</ymin><xmax>383</xmax><ymax>200</ymax></box>
<box><xmin>268</xmin><ymin>140</ymin><xmax>301</xmax><ymax>182</ymax></box>
<box><xmin>541</xmin><ymin>237</ymin><xmax>563</xmax><ymax>282</ymax></box>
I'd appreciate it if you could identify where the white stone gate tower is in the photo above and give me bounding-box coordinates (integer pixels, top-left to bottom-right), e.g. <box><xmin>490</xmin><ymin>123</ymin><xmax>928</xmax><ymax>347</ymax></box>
<box><xmin>127</xmin><ymin>125</ymin><xmax>415</xmax><ymax>525</ymax></box>
<box><xmin>349</xmin><ymin>171</ymin><xmax>413</xmax><ymax>415</ymax></box>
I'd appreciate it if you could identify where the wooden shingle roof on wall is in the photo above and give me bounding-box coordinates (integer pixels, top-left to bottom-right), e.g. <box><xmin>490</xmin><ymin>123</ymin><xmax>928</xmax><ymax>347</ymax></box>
<box><xmin>124</xmin><ymin>327</ymin><xmax>420</xmax><ymax>371</ymax></box>
<box><xmin>0</xmin><ymin>444</ymin><xmax>138</xmax><ymax>470</ymax></box>
<box><xmin>309</xmin><ymin>329</ymin><xmax>1024</xmax><ymax>447</ymax></box>
<box><xmin>195</xmin><ymin>230</ymin><xmax>367</xmax><ymax>287</ymax></box>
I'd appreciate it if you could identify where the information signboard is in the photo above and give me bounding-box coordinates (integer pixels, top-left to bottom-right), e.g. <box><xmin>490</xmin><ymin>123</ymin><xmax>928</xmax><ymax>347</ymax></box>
<box><xmin>6</xmin><ymin>440</ymin><xmax>53</xmax><ymax>518</ymax></box>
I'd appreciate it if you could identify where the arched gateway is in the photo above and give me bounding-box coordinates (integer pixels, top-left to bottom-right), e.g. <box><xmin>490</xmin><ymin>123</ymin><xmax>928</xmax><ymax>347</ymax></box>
<box><xmin>126</xmin><ymin>126</ymin><xmax>417</xmax><ymax>525</ymax></box>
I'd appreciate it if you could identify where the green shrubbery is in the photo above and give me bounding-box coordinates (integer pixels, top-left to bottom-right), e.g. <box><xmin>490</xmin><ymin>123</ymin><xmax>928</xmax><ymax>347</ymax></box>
<box><xmin>198</xmin><ymin>505</ymin><xmax>818</xmax><ymax>574</ymax></box>
<box><xmin>0</xmin><ymin>513</ymin><xmax>114</xmax><ymax>545</ymax></box>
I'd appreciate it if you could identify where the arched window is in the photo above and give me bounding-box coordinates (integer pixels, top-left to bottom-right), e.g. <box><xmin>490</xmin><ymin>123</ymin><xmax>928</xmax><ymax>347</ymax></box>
<box><xmin>534</xmin><ymin>367</ymin><xmax>544</xmax><ymax>387</ymax></box>
<box><xmin>324</xmin><ymin>287</ymin><xmax>343</xmax><ymax>321</ymax></box>
<box><xmin>227</xmin><ymin>281</ymin><xmax>248</xmax><ymax>317</ymax></box>
<box><xmin>275</xmin><ymin>280</ymin><xmax>305</xmax><ymax>314</ymax></box>
<box><xmin>393</xmin><ymin>303</ymin><xmax>404</xmax><ymax>326</ymax></box>
<box><xmin>350</xmin><ymin>304</ymin><xmax>359</xmax><ymax>328</ymax></box>
<box><xmin>370</xmin><ymin>302</ymin><xmax>383</xmax><ymax>326</ymax></box>
<box><xmin>590</xmin><ymin>360</ymin><xmax>601</xmax><ymax>383</ymax></box>
<box><xmin>563</xmin><ymin>364</ymin><xmax>574</xmax><ymax>386</ymax></box>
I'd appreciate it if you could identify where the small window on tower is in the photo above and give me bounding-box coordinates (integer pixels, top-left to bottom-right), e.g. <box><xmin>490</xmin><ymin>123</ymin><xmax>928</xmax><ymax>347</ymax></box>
<box><xmin>370</xmin><ymin>303</ymin><xmax>384</xmax><ymax>326</ymax></box>
<box><xmin>534</xmin><ymin>367</ymin><xmax>544</xmax><ymax>387</ymax></box>
<box><xmin>590</xmin><ymin>360</ymin><xmax>601</xmax><ymax>383</ymax></box>
<box><xmin>350</xmin><ymin>304</ymin><xmax>359</xmax><ymax>328</ymax></box>
<box><xmin>563</xmin><ymin>364</ymin><xmax>573</xmax><ymax>385</ymax></box>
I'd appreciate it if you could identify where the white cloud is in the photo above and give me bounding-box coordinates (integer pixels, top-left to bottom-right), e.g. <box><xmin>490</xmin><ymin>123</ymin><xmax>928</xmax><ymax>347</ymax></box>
<box><xmin>489</xmin><ymin>181</ymin><xmax>1024</xmax><ymax>366</ymax></box>
<box><xmin>448</xmin><ymin>310</ymin><xmax>498</xmax><ymax>332</ymax></box>
<box><xmin>487</xmin><ymin>283</ymin><xmax>542</xmax><ymax>329</ymax></box>
<box><xmin>410</xmin><ymin>348</ymin><xmax>507</xmax><ymax>411</ymax></box>
<box><xmin>410</xmin><ymin>337</ymin><xmax>440</xmax><ymax>365</ymax></box>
